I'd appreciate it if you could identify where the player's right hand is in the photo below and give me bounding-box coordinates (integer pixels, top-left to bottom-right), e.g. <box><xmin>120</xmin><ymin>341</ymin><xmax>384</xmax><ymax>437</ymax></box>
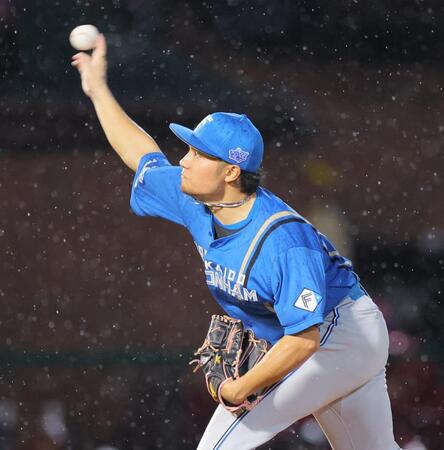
<box><xmin>71</xmin><ymin>33</ymin><xmax>107</xmax><ymax>98</ymax></box>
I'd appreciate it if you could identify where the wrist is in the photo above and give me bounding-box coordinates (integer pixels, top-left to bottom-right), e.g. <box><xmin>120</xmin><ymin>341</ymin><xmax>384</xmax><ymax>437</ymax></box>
<box><xmin>231</xmin><ymin>377</ymin><xmax>249</xmax><ymax>403</ymax></box>
<box><xmin>235</xmin><ymin>377</ymin><xmax>250</xmax><ymax>402</ymax></box>
<box><xmin>90</xmin><ymin>82</ymin><xmax>110</xmax><ymax>102</ymax></box>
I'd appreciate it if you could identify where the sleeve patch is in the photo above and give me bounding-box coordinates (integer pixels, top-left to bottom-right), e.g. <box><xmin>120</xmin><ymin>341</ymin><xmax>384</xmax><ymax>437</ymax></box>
<box><xmin>294</xmin><ymin>288</ymin><xmax>322</xmax><ymax>312</ymax></box>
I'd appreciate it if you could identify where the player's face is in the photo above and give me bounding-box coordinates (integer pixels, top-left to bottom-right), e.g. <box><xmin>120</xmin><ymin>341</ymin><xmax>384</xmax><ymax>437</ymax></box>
<box><xmin>179</xmin><ymin>147</ymin><xmax>229</xmax><ymax>200</ymax></box>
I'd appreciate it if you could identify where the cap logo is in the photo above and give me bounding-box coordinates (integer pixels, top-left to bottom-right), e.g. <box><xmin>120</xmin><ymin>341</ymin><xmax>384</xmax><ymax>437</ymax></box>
<box><xmin>228</xmin><ymin>147</ymin><xmax>250</xmax><ymax>164</ymax></box>
<box><xmin>195</xmin><ymin>115</ymin><xmax>214</xmax><ymax>131</ymax></box>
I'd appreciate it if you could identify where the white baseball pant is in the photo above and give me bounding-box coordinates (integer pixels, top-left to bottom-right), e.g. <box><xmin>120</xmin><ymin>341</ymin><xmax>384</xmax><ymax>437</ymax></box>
<box><xmin>197</xmin><ymin>295</ymin><xmax>402</xmax><ymax>450</ymax></box>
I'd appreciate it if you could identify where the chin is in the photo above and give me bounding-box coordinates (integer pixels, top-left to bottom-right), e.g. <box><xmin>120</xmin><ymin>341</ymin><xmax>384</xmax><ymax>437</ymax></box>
<box><xmin>180</xmin><ymin>180</ymin><xmax>214</xmax><ymax>201</ymax></box>
<box><xmin>180</xmin><ymin>179</ymin><xmax>193</xmax><ymax>195</ymax></box>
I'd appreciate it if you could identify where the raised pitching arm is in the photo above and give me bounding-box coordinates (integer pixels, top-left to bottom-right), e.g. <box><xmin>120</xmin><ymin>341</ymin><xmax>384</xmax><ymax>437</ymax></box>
<box><xmin>71</xmin><ymin>34</ymin><xmax>161</xmax><ymax>171</ymax></box>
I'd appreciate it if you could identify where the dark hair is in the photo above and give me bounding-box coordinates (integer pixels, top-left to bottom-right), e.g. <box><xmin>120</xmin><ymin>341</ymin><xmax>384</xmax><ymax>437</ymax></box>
<box><xmin>238</xmin><ymin>168</ymin><xmax>264</xmax><ymax>194</ymax></box>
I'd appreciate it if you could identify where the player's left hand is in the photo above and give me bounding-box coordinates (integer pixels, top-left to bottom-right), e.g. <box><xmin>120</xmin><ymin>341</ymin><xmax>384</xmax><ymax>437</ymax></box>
<box><xmin>190</xmin><ymin>314</ymin><xmax>270</xmax><ymax>414</ymax></box>
<box><xmin>220</xmin><ymin>378</ymin><xmax>246</xmax><ymax>406</ymax></box>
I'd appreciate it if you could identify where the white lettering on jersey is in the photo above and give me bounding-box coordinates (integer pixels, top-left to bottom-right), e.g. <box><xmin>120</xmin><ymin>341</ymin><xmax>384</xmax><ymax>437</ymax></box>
<box><xmin>133</xmin><ymin>158</ymin><xmax>158</xmax><ymax>188</ymax></box>
<box><xmin>214</xmin><ymin>271</ymin><xmax>231</xmax><ymax>293</ymax></box>
<box><xmin>243</xmin><ymin>288</ymin><xmax>258</xmax><ymax>302</ymax></box>
<box><xmin>195</xmin><ymin>241</ymin><xmax>257</xmax><ymax>302</ymax></box>
<box><xmin>195</xmin><ymin>243</ymin><xmax>207</xmax><ymax>261</ymax></box>
<box><xmin>231</xmin><ymin>283</ymin><xmax>244</xmax><ymax>300</ymax></box>
<box><xmin>236</xmin><ymin>273</ymin><xmax>246</xmax><ymax>285</ymax></box>
<box><xmin>227</xmin><ymin>270</ymin><xmax>236</xmax><ymax>282</ymax></box>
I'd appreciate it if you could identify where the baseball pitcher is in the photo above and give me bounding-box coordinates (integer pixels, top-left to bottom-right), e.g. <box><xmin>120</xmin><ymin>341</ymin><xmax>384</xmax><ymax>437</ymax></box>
<box><xmin>72</xmin><ymin>35</ymin><xmax>402</xmax><ymax>450</ymax></box>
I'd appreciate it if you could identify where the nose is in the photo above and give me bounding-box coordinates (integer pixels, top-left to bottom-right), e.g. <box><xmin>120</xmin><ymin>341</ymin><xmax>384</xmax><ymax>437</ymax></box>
<box><xmin>180</xmin><ymin>149</ymin><xmax>193</xmax><ymax>169</ymax></box>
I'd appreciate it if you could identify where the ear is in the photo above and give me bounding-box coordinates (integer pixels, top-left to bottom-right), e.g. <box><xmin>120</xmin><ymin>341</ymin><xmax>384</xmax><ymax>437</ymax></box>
<box><xmin>224</xmin><ymin>165</ymin><xmax>241</xmax><ymax>183</ymax></box>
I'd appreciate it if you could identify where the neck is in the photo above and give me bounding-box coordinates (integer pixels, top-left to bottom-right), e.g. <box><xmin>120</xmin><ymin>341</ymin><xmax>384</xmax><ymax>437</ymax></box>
<box><xmin>210</xmin><ymin>192</ymin><xmax>257</xmax><ymax>225</ymax></box>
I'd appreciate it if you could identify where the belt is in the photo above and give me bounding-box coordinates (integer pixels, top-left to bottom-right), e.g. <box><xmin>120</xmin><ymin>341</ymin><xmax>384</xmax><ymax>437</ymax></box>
<box><xmin>347</xmin><ymin>283</ymin><xmax>368</xmax><ymax>301</ymax></box>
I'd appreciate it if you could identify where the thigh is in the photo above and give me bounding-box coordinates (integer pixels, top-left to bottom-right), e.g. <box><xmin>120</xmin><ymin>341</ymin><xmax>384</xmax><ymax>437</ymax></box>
<box><xmin>197</xmin><ymin>298</ymin><xmax>390</xmax><ymax>450</ymax></box>
<box><xmin>197</xmin><ymin>346</ymin><xmax>386</xmax><ymax>449</ymax></box>
<box><xmin>314</xmin><ymin>369</ymin><xmax>401</xmax><ymax>450</ymax></box>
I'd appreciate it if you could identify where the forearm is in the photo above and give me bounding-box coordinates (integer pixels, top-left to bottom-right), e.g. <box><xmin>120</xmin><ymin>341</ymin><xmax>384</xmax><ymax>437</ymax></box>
<box><xmin>91</xmin><ymin>85</ymin><xmax>162</xmax><ymax>171</ymax></box>
<box><xmin>232</xmin><ymin>327</ymin><xmax>320</xmax><ymax>401</ymax></box>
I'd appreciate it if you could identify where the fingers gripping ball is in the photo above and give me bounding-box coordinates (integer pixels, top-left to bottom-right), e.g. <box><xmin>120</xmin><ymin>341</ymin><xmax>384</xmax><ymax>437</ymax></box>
<box><xmin>69</xmin><ymin>25</ymin><xmax>99</xmax><ymax>51</ymax></box>
<box><xmin>190</xmin><ymin>315</ymin><xmax>270</xmax><ymax>415</ymax></box>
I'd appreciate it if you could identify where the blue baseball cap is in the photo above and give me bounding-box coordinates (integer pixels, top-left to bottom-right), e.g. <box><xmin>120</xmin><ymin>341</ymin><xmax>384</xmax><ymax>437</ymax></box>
<box><xmin>169</xmin><ymin>112</ymin><xmax>264</xmax><ymax>173</ymax></box>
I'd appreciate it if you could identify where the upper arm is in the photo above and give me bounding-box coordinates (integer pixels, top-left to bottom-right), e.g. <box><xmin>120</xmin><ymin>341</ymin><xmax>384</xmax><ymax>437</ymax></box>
<box><xmin>130</xmin><ymin>153</ymin><xmax>187</xmax><ymax>227</ymax></box>
<box><xmin>125</xmin><ymin>150</ymin><xmax>155</xmax><ymax>173</ymax></box>
<box><xmin>271</xmin><ymin>246</ymin><xmax>326</xmax><ymax>336</ymax></box>
<box><xmin>123</xmin><ymin>125</ymin><xmax>163</xmax><ymax>172</ymax></box>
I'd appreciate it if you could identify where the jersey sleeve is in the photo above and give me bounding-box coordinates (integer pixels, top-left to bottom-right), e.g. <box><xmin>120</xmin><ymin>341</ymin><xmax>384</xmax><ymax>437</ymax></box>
<box><xmin>271</xmin><ymin>246</ymin><xmax>326</xmax><ymax>335</ymax></box>
<box><xmin>130</xmin><ymin>152</ymin><xmax>186</xmax><ymax>226</ymax></box>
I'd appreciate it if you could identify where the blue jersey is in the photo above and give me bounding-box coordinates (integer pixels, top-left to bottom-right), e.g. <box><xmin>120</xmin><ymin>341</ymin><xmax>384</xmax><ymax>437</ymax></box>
<box><xmin>130</xmin><ymin>153</ymin><xmax>362</xmax><ymax>344</ymax></box>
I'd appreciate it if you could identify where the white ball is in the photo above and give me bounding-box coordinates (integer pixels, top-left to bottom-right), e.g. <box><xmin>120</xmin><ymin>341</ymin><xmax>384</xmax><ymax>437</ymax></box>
<box><xmin>69</xmin><ymin>24</ymin><xmax>99</xmax><ymax>51</ymax></box>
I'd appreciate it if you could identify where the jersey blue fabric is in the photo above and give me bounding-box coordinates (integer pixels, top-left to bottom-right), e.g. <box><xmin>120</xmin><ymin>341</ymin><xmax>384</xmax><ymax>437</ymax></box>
<box><xmin>131</xmin><ymin>153</ymin><xmax>362</xmax><ymax>344</ymax></box>
<box><xmin>213</xmin><ymin>213</ymin><xmax>251</xmax><ymax>230</ymax></box>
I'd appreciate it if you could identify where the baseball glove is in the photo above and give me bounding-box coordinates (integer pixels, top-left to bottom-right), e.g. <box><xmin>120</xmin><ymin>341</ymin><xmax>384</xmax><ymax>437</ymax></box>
<box><xmin>190</xmin><ymin>314</ymin><xmax>270</xmax><ymax>414</ymax></box>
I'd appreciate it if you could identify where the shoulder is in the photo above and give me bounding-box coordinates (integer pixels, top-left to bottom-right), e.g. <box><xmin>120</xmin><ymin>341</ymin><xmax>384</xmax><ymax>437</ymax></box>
<box><xmin>137</xmin><ymin>152</ymin><xmax>172</xmax><ymax>171</ymax></box>
<box><xmin>255</xmin><ymin>188</ymin><xmax>321</xmax><ymax>252</ymax></box>
<box><xmin>130</xmin><ymin>152</ymin><xmax>201</xmax><ymax>223</ymax></box>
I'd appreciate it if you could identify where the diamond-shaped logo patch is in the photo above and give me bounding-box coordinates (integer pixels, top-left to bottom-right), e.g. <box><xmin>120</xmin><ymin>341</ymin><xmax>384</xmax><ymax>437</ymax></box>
<box><xmin>294</xmin><ymin>288</ymin><xmax>322</xmax><ymax>312</ymax></box>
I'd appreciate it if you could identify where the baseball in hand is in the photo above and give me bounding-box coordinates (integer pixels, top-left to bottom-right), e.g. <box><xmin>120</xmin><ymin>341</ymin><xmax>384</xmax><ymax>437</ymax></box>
<box><xmin>69</xmin><ymin>25</ymin><xmax>99</xmax><ymax>51</ymax></box>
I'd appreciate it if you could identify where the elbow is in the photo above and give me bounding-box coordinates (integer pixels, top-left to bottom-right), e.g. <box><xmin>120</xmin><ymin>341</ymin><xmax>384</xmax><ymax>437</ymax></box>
<box><xmin>284</xmin><ymin>337</ymin><xmax>319</xmax><ymax>373</ymax></box>
<box><xmin>307</xmin><ymin>337</ymin><xmax>320</xmax><ymax>355</ymax></box>
<box><xmin>295</xmin><ymin>336</ymin><xmax>319</xmax><ymax>359</ymax></box>
<box><xmin>306</xmin><ymin>327</ymin><xmax>321</xmax><ymax>355</ymax></box>
<box><xmin>290</xmin><ymin>326</ymin><xmax>320</xmax><ymax>357</ymax></box>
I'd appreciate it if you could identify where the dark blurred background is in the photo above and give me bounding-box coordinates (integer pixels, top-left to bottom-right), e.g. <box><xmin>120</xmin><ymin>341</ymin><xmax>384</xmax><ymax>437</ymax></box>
<box><xmin>0</xmin><ymin>0</ymin><xmax>443</xmax><ymax>449</ymax></box>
